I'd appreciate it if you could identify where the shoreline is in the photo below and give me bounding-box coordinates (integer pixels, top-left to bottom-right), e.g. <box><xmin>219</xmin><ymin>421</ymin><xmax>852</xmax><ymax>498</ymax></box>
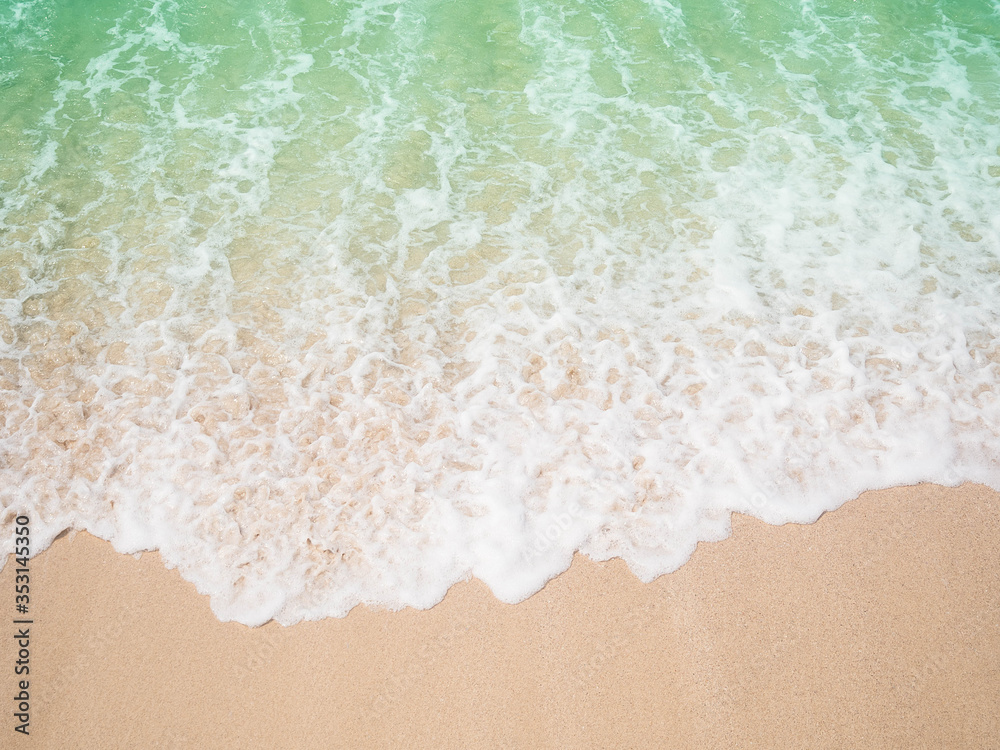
<box><xmin>3</xmin><ymin>482</ymin><xmax>998</xmax><ymax>748</ymax></box>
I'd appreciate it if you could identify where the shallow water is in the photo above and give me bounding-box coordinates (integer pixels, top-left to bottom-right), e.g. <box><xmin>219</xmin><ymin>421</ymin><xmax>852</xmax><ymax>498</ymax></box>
<box><xmin>1</xmin><ymin>0</ymin><xmax>999</xmax><ymax>624</ymax></box>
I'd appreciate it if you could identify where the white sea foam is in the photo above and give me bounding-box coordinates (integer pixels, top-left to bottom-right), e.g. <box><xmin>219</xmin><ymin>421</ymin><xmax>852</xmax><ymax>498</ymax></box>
<box><xmin>1</xmin><ymin>0</ymin><xmax>999</xmax><ymax>624</ymax></box>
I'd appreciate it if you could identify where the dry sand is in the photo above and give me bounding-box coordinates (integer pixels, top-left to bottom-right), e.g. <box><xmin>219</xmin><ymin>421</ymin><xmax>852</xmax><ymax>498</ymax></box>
<box><xmin>2</xmin><ymin>482</ymin><xmax>998</xmax><ymax>748</ymax></box>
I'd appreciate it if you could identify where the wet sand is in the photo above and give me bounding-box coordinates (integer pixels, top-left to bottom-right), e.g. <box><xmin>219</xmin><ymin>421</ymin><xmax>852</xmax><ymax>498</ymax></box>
<box><xmin>2</xmin><ymin>482</ymin><xmax>998</xmax><ymax>748</ymax></box>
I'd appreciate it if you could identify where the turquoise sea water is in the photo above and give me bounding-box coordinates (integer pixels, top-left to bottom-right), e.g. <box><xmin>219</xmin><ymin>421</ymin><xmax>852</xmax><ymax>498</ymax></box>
<box><xmin>2</xmin><ymin>0</ymin><xmax>999</xmax><ymax>623</ymax></box>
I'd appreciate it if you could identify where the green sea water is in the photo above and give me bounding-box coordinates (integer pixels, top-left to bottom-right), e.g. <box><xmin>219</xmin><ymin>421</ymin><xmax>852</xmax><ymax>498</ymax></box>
<box><xmin>2</xmin><ymin>0</ymin><xmax>999</xmax><ymax>624</ymax></box>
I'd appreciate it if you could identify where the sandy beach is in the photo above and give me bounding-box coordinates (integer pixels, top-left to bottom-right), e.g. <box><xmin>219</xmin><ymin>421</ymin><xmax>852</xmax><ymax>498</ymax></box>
<box><xmin>2</xmin><ymin>482</ymin><xmax>997</xmax><ymax>748</ymax></box>
<box><xmin>3</xmin><ymin>2</ymin><xmax>999</xmax><ymax>747</ymax></box>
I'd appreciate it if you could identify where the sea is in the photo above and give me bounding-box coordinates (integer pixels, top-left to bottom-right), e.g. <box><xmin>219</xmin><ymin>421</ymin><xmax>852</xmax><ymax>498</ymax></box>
<box><xmin>1</xmin><ymin>0</ymin><xmax>998</xmax><ymax>625</ymax></box>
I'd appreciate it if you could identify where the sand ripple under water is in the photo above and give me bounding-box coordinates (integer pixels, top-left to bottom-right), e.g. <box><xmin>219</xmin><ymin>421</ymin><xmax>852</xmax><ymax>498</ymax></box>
<box><xmin>1</xmin><ymin>0</ymin><xmax>999</xmax><ymax>623</ymax></box>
